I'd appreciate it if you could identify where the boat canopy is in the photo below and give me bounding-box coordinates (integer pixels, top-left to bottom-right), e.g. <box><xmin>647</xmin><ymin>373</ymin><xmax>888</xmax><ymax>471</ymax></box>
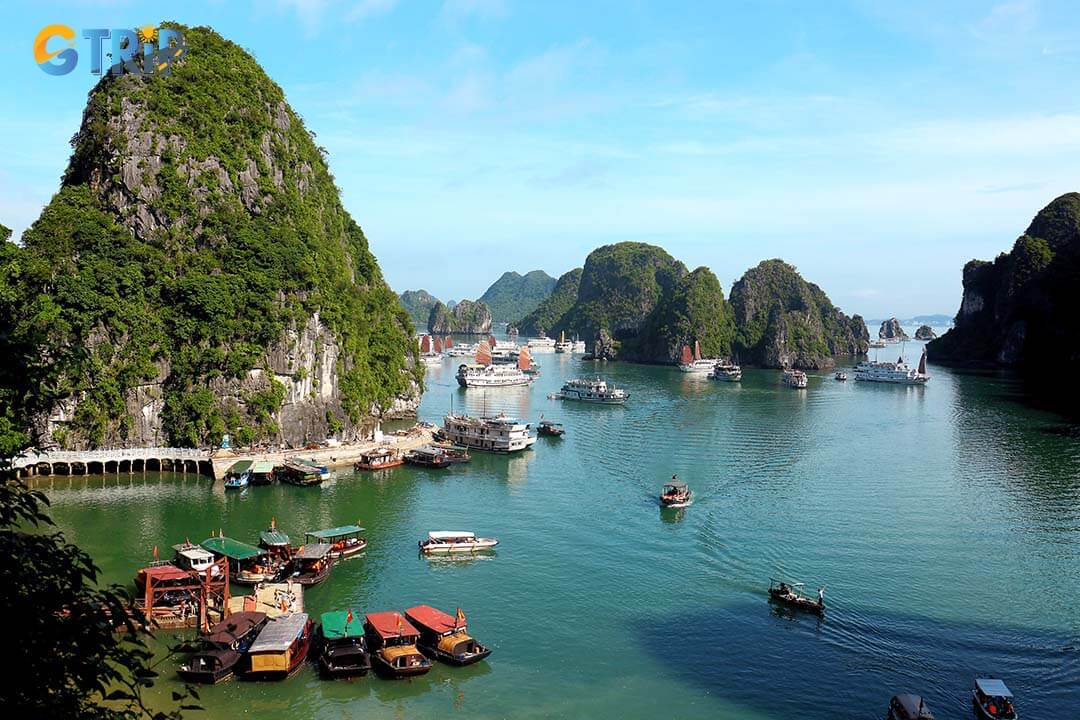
<box><xmin>200</xmin><ymin>536</ymin><xmax>265</xmax><ymax>561</ymax></box>
<box><xmin>139</xmin><ymin>565</ymin><xmax>193</xmax><ymax>582</ymax></box>
<box><xmin>975</xmin><ymin>678</ymin><xmax>1013</xmax><ymax>698</ymax></box>
<box><xmin>176</xmin><ymin>546</ymin><xmax>214</xmax><ymax>563</ymax></box>
<box><xmin>381</xmin><ymin>644</ymin><xmax>422</xmax><ymax>661</ymax></box>
<box><xmin>251</xmin><ymin>461</ymin><xmax>275</xmax><ymax>474</ymax></box>
<box><xmin>366</xmin><ymin>611</ymin><xmax>419</xmax><ymax>639</ymax></box>
<box><xmin>227</xmin><ymin>460</ymin><xmax>254</xmax><ymax>474</ymax></box>
<box><xmin>248</xmin><ymin>613</ymin><xmax>308</xmax><ymax>653</ymax></box>
<box><xmin>259</xmin><ymin>530</ymin><xmax>290</xmax><ymax>547</ymax></box>
<box><xmin>664</xmin><ymin>481</ymin><xmax>688</xmax><ymax>491</ymax></box>
<box><xmin>320</xmin><ymin>610</ymin><xmax>364</xmax><ymax>640</ymax></box>
<box><xmin>306</xmin><ymin>525</ymin><xmax>364</xmax><ymax>541</ymax></box>
<box><xmin>405</xmin><ymin>604</ymin><xmax>459</xmax><ymax>634</ymax></box>
<box><xmin>428</xmin><ymin>531</ymin><xmax>475</xmax><ymax>541</ymax></box>
<box><xmin>205</xmin><ymin>612</ymin><xmax>266</xmax><ymax>645</ymax></box>
<box><xmin>436</xmin><ymin>632</ymin><xmax>475</xmax><ymax>655</ymax></box>
<box><xmin>294</xmin><ymin>543</ymin><xmax>332</xmax><ymax>560</ymax></box>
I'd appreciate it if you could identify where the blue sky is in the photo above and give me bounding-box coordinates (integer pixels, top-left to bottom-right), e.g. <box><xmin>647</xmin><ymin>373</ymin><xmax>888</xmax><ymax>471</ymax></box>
<box><xmin>3</xmin><ymin>1</ymin><xmax>1080</xmax><ymax>318</ymax></box>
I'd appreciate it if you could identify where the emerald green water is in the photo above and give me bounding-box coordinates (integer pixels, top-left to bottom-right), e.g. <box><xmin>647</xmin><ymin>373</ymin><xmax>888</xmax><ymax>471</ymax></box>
<box><xmin>37</xmin><ymin>350</ymin><xmax>1080</xmax><ymax>719</ymax></box>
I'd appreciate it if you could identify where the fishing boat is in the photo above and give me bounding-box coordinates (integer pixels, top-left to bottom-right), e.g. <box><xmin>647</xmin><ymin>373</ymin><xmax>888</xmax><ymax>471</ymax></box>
<box><xmin>404</xmin><ymin>446</ymin><xmax>454</xmax><ymax>469</ymax></box>
<box><xmin>782</xmin><ymin>368</ymin><xmax>808</xmax><ymax>388</ymax></box>
<box><xmin>223</xmin><ymin>460</ymin><xmax>252</xmax><ymax>489</ymax></box>
<box><xmin>678</xmin><ymin>341</ymin><xmax>719</xmax><ymax>373</ymax></box>
<box><xmin>767</xmin><ymin>578</ymin><xmax>825</xmax><ymax>615</ymax></box>
<box><xmin>177</xmin><ymin>612</ymin><xmax>268</xmax><ymax>684</ymax></box>
<box><xmin>556</xmin><ymin>377</ymin><xmax>629</xmax><ymax>404</ymax></box>
<box><xmin>710</xmin><ymin>362</ymin><xmax>742</xmax><ymax>382</ymax></box>
<box><xmin>429</xmin><ymin>443</ymin><xmax>472</xmax><ymax>464</ymax></box>
<box><xmin>972</xmin><ymin>679</ymin><xmax>1017</xmax><ymax>720</ymax></box>
<box><xmin>538</xmin><ymin>419</ymin><xmax>565</xmax><ymax>436</ymax></box>
<box><xmin>554</xmin><ymin>331</ymin><xmax>573</xmax><ymax>354</ymax></box>
<box><xmin>277</xmin><ymin>460</ymin><xmax>323</xmax><ymax>486</ymax></box>
<box><xmin>418</xmin><ymin>531</ymin><xmax>499</xmax><ymax>554</ymax></box>
<box><xmin>854</xmin><ymin>348</ymin><xmax>930</xmax><ymax>385</ymax></box>
<box><xmin>364</xmin><ymin>612</ymin><xmax>433</xmax><ymax>678</ymax></box>
<box><xmin>660</xmin><ymin>478</ymin><xmax>693</xmax><ymax>508</ymax></box>
<box><xmin>244</xmin><ymin>612</ymin><xmax>313</xmax><ymax>680</ymax></box>
<box><xmin>835</xmin><ymin>371</ymin><xmax>848</xmax><ymax>381</ymax></box>
<box><xmin>286</xmin><ymin>543</ymin><xmax>334</xmax><ymax>586</ymax></box>
<box><xmin>888</xmin><ymin>694</ymin><xmax>935</xmax><ymax>720</ymax></box>
<box><xmin>354</xmin><ymin>447</ymin><xmax>404</xmax><ymax>471</ymax></box>
<box><xmin>405</xmin><ymin>605</ymin><xmax>492</xmax><ymax>666</ymax></box>
<box><xmin>305</xmin><ymin>525</ymin><xmax>367</xmax><ymax>559</ymax></box>
<box><xmin>249</xmin><ymin>460</ymin><xmax>276</xmax><ymax>485</ymax></box>
<box><xmin>442</xmin><ymin>412</ymin><xmax>536</xmax><ymax>453</ymax></box>
<box><xmin>201</xmin><ymin>535</ymin><xmax>280</xmax><ymax>585</ymax></box>
<box><xmin>316</xmin><ymin>610</ymin><xmax>370</xmax><ymax>678</ymax></box>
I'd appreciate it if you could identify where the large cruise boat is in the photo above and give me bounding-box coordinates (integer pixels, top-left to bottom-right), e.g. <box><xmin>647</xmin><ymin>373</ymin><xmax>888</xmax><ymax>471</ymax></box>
<box><xmin>556</xmin><ymin>377</ymin><xmax>629</xmax><ymax>404</ymax></box>
<box><xmin>854</xmin><ymin>349</ymin><xmax>930</xmax><ymax>385</ymax></box>
<box><xmin>782</xmin><ymin>368</ymin><xmax>808</xmax><ymax>388</ymax></box>
<box><xmin>572</xmin><ymin>339</ymin><xmax>586</xmax><ymax>353</ymax></box>
<box><xmin>446</xmin><ymin>342</ymin><xmax>476</xmax><ymax>357</ymax></box>
<box><xmin>527</xmin><ymin>336</ymin><xmax>557</xmax><ymax>353</ymax></box>
<box><xmin>678</xmin><ymin>341</ymin><xmax>720</xmax><ymax>373</ymax></box>
<box><xmin>456</xmin><ymin>364</ymin><xmax>532</xmax><ymax>387</ymax></box>
<box><xmin>442</xmin><ymin>412</ymin><xmax>536</xmax><ymax>453</ymax></box>
<box><xmin>554</xmin><ymin>331</ymin><xmax>573</xmax><ymax>354</ymax></box>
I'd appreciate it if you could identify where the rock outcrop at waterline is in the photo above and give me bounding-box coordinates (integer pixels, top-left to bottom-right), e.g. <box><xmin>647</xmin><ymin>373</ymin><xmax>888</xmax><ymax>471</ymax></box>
<box><xmin>0</xmin><ymin>24</ymin><xmax>422</xmax><ymax>450</ymax></box>
<box><xmin>428</xmin><ymin>299</ymin><xmax>493</xmax><ymax>335</ymax></box>
<box><xmin>879</xmin><ymin>317</ymin><xmax>909</xmax><ymax>341</ymax></box>
<box><xmin>929</xmin><ymin>193</ymin><xmax>1080</xmax><ymax>410</ymax></box>
<box><xmin>914</xmin><ymin>325</ymin><xmax>936</xmax><ymax>341</ymax></box>
<box><xmin>729</xmin><ymin>259</ymin><xmax>869</xmax><ymax>369</ymax></box>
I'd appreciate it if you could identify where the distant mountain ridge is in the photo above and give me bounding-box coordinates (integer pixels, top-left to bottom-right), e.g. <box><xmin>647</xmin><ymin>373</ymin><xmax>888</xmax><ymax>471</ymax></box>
<box><xmin>398</xmin><ymin>289</ymin><xmax>441</xmax><ymax>327</ymax></box>
<box><xmin>478</xmin><ymin>270</ymin><xmax>556</xmax><ymax>322</ymax></box>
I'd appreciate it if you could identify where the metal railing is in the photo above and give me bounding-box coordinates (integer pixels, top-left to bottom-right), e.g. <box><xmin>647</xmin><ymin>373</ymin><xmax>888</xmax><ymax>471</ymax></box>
<box><xmin>10</xmin><ymin>447</ymin><xmax>210</xmax><ymax>470</ymax></box>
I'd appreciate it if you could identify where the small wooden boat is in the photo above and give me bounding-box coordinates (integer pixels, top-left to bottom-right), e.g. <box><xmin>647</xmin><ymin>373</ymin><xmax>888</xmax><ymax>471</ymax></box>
<box><xmin>972</xmin><ymin>678</ymin><xmax>1017</xmax><ymax>719</ymax></box>
<box><xmin>888</xmin><ymin>694</ymin><xmax>935</xmax><ymax>720</ymax></box>
<box><xmin>364</xmin><ymin>611</ymin><xmax>432</xmax><ymax>678</ymax></box>
<box><xmin>767</xmin><ymin>578</ymin><xmax>825</xmax><ymax>615</ymax></box>
<box><xmin>354</xmin><ymin>447</ymin><xmax>404</xmax><ymax>471</ymax></box>
<box><xmin>404</xmin><ymin>446</ymin><xmax>453</xmax><ymax>469</ymax></box>
<box><xmin>294</xmin><ymin>457</ymin><xmax>331</xmax><ymax>480</ymax></box>
<box><xmin>305</xmin><ymin>525</ymin><xmax>367</xmax><ymax>559</ymax></box>
<box><xmin>177</xmin><ymin>612</ymin><xmax>268</xmax><ymax>684</ymax></box>
<box><xmin>287</xmin><ymin>543</ymin><xmax>334</xmax><ymax>586</ymax></box>
<box><xmin>660</xmin><ymin>479</ymin><xmax>693</xmax><ymax>508</ymax></box>
<box><xmin>418</xmin><ymin>531</ymin><xmax>499</xmax><ymax>555</ymax></box>
<box><xmin>835</xmin><ymin>371</ymin><xmax>848</xmax><ymax>381</ymax></box>
<box><xmin>223</xmin><ymin>460</ymin><xmax>252</xmax><ymax>489</ymax></box>
<box><xmin>404</xmin><ymin>605</ymin><xmax>491</xmax><ymax>666</ymax></box>
<box><xmin>201</xmin><ymin>535</ymin><xmax>281</xmax><ymax>585</ymax></box>
<box><xmin>316</xmin><ymin>610</ymin><xmax>370</xmax><ymax>678</ymax></box>
<box><xmin>244</xmin><ymin>613</ymin><xmax>313</xmax><ymax>680</ymax></box>
<box><xmin>429</xmin><ymin>443</ymin><xmax>471</xmax><ymax>464</ymax></box>
<box><xmin>258</xmin><ymin>518</ymin><xmax>293</xmax><ymax>565</ymax></box>
<box><xmin>538</xmin><ymin>419</ymin><xmax>565</xmax><ymax>437</ymax></box>
<box><xmin>249</xmin><ymin>460</ymin><xmax>276</xmax><ymax>485</ymax></box>
<box><xmin>277</xmin><ymin>461</ymin><xmax>323</xmax><ymax>486</ymax></box>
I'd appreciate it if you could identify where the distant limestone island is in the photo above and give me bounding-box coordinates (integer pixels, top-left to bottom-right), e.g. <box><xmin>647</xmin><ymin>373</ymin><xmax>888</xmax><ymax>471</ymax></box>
<box><xmin>929</xmin><ymin>192</ymin><xmax>1080</xmax><ymax>411</ymax></box>
<box><xmin>914</xmin><ymin>325</ymin><xmax>936</xmax><ymax>341</ymax></box>
<box><xmin>878</xmin><ymin>318</ymin><xmax>909</xmax><ymax>341</ymax></box>
<box><xmin>428</xmin><ymin>299</ymin><xmax>493</xmax><ymax>335</ymax></box>
<box><xmin>515</xmin><ymin>244</ymin><xmax>868</xmax><ymax>369</ymax></box>
<box><xmin>397</xmin><ymin>269</ymin><xmax>557</xmax><ymax>335</ymax></box>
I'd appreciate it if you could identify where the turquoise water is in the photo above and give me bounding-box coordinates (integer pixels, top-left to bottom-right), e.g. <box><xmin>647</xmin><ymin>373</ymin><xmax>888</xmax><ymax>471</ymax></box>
<box><xmin>37</xmin><ymin>347</ymin><xmax>1080</xmax><ymax>719</ymax></box>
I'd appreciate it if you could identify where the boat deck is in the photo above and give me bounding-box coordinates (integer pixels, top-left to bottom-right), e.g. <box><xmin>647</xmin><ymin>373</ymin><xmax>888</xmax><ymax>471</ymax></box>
<box><xmin>226</xmin><ymin>581</ymin><xmax>305</xmax><ymax>618</ymax></box>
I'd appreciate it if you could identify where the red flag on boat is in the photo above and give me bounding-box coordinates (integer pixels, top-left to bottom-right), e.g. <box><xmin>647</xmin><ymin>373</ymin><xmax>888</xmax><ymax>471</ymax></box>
<box><xmin>346</xmin><ymin>608</ymin><xmax>353</xmax><ymax>624</ymax></box>
<box><xmin>396</xmin><ymin>613</ymin><xmax>404</xmax><ymax>635</ymax></box>
<box><xmin>270</xmin><ymin>516</ymin><xmax>276</xmax><ymax>530</ymax></box>
<box><xmin>488</xmin><ymin>335</ymin><xmax>497</xmax><ymax>349</ymax></box>
<box><xmin>455</xmin><ymin>607</ymin><xmax>466</xmax><ymax>629</ymax></box>
<box><xmin>421</xmin><ymin>335</ymin><xmax>432</xmax><ymax>353</ymax></box>
<box><xmin>679</xmin><ymin>344</ymin><xmax>693</xmax><ymax>365</ymax></box>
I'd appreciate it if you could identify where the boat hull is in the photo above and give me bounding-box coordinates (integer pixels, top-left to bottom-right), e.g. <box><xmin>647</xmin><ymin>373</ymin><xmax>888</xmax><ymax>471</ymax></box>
<box><xmin>371</xmin><ymin>652</ymin><xmax>432</xmax><ymax>678</ymax></box>
<box><xmin>420</xmin><ymin>539</ymin><xmax>498</xmax><ymax>554</ymax></box>
<box><xmin>419</xmin><ymin>643</ymin><xmax>492</xmax><ymax>666</ymax></box>
<box><xmin>767</xmin><ymin>589</ymin><xmax>824</xmax><ymax>615</ymax></box>
<box><xmin>176</xmin><ymin>664</ymin><xmax>236</xmax><ymax>685</ymax></box>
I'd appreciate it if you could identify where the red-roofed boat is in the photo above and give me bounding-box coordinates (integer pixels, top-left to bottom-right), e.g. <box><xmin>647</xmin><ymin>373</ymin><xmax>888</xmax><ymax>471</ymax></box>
<box><xmin>404</xmin><ymin>605</ymin><xmax>492</xmax><ymax>666</ymax></box>
<box><xmin>363</xmin><ymin>611</ymin><xmax>432</xmax><ymax>678</ymax></box>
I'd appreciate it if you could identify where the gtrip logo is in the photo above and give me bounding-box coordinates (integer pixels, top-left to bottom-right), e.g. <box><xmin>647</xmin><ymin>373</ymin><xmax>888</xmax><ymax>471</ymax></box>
<box><xmin>34</xmin><ymin>25</ymin><xmax>187</xmax><ymax>77</ymax></box>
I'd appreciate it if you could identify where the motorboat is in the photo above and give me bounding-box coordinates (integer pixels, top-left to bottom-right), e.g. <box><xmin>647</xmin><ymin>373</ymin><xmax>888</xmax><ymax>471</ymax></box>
<box><xmin>782</xmin><ymin>368</ymin><xmax>808</xmax><ymax>388</ymax></box>
<box><xmin>244</xmin><ymin>613</ymin><xmax>313</xmax><ymax>680</ymax></box>
<box><xmin>354</xmin><ymin>447</ymin><xmax>404</xmax><ymax>470</ymax></box>
<box><xmin>405</xmin><ymin>605</ymin><xmax>492</xmax><ymax>666</ymax></box>
<box><xmin>404</xmin><ymin>446</ymin><xmax>454</xmax><ymax>469</ymax></box>
<box><xmin>888</xmin><ymin>694</ymin><xmax>935</xmax><ymax>720</ymax></box>
<box><xmin>223</xmin><ymin>460</ymin><xmax>252</xmax><ymax>489</ymax></box>
<box><xmin>316</xmin><ymin>610</ymin><xmax>370</xmax><ymax>678</ymax></box>
<box><xmin>660</xmin><ymin>479</ymin><xmax>693</xmax><ymax>508</ymax></box>
<box><xmin>305</xmin><ymin>525</ymin><xmax>367</xmax><ymax>559</ymax></box>
<box><xmin>557</xmin><ymin>377</ymin><xmax>629</xmax><ymax>404</ymax></box>
<box><xmin>710</xmin><ymin>362</ymin><xmax>742</xmax><ymax>382</ymax></box>
<box><xmin>177</xmin><ymin>612</ymin><xmax>268</xmax><ymax>684</ymax></box>
<box><xmin>767</xmin><ymin>578</ymin><xmax>824</xmax><ymax>615</ymax></box>
<box><xmin>287</xmin><ymin>543</ymin><xmax>334</xmax><ymax>586</ymax></box>
<box><xmin>418</xmin><ymin>531</ymin><xmax>498</xmax><ymax>554</ymax></box>
<box><xmin>972</xmin><ymin>678</ymin><xmax>1017</xmax><ymax>719</ymax></box>
<box><xmin>364</xmin><ymin>611</ymin><xmax>433</xmax><ymax>678</ymax></box>
<box><xmin>835</xmin><ymin>371</ymin><xmax>848</xmax><ymax>381</ymax></box>
<box><xmin>538</xmin><ymin>419</ymin><xmax>565</xmax><ymax>437</ymax></box>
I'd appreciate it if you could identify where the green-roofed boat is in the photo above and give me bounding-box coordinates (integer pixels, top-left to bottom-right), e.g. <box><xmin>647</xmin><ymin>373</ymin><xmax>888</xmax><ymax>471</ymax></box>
<box><xmin>250</xmin><ymin>460</ymin><xmax>276</xmax><ymax>485</ymax></box>
<box><xmin>316</xmin><ymin>610</ymin><xmax>370</xmax><ymax>678</ymax></box>
<box><xmin>223</xmin><ymin>460</ymin><xmax>253</xmax><ymax>489</ymax></box>
<box><xmin>258</xmin><ymin>518</ymin><xmax>293</xmax><ymax>564</ymax></box>
<box><xmin>200</xmin><ymin>535</ymin><xmax>281</xmax><ymax>585</ymax></box>
<box><xmin>305</xmin><ymin>525</ymin><xmax>367</xmax><ymax>559</ymax></box>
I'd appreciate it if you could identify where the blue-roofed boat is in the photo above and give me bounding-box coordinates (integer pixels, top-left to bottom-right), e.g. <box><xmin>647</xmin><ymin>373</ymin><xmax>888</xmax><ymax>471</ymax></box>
<box><xmin>973</xmin><ymin>678</ymin><xmax>1017</xmax><ymax>719</ymax></box>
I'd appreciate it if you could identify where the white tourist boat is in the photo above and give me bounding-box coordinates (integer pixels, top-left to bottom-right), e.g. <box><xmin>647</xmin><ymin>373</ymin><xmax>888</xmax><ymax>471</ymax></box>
<box><xmin>869</xmin><ymin>339</ymin><xmax>887</xmax><ymax>349</ymax></box>
<box><xmin>527</xmin><ymin>336</ymin><xmax>557</xmax><ymax>353</ymax></box>
<box><xmin>456</xmin><ymin>364</ymin><xmax>531</xmax><ymax>387</ymax></box>
<box><xmin>572</xmin><ymin>339</ymin><xmax>587</xmax><ymax>353</ymax></box>
<box><xmin>854</xmin><ymin>349</ymin><xmax>930</xmax><ymax>385</ymax></box>
<box><xmin>557</xmin><ymin>377</ymin><xmax>629</xmax><ymax>404</ymax></box>
<box><xmin>710</xmin><ymin>362</ymin><xmax>742</xmax><ymax>382</ymax></box>
<box><xmin>446</xmin><ymin>342</ymin><xmax>476</xmax><ymax>357</ymax></box>
<box><xmin>554</xmin><ymin>331</ymin><xmax>574</xmax><ymax>354</ymax></box>
<box><xmin>678</xmin><ymin>341</ymin><xmax>720</xmax><ymax>373</ymax></box>
<box><xmin>418</xmin><ymin>335</ymin><xmax>443</xmax><ymax>365</ymax></box>
<box><xmin>442</xmin><ymin>412</ymin><xmax>537</xmax><ymax>453</ymax></box>
<box><xmin>418</xmin><ymin>531</ymin><xmax>499</xmax><ymax>555</ymax></box>
<box><xmin>782</xmin><ymin>368</ymin><xmax>808</xmax><ymax>388</ymax></box>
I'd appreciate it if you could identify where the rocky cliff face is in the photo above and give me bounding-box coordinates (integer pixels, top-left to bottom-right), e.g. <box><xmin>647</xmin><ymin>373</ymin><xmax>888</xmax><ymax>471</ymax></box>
<box><xmin>478</xmin><ymin>270</ymin><xmax>556</xmax><ymax>322</ymax></box>
<box><xmin>729</xmin><ymin>259</ymin><xmax>868</xmax><ymax>369</ymax></box>
<box><xmin>428</xmin><ymin>300</ymin><xmax>493</xmax><ymax>335</ymax></box>
<box><xmin>914</xmin><ymin>325</ymin><xmax>936</xmax><ymax>341</ymax></box>
<box><xmin>0</xmin><ymin>25</ymin><xmax>422</xmax><ymax>450</ymax></box>
<box><xmin>929</xmin><ymin>193</ymin><xmax>1080</xmax><ymax>405</ymax></box>
<box><xmin>398</xmin><ymin>289</ymin><xmax>440</xmax><ymax>327</ymax></box>
<box><xmin>879</xmin><ymin>318</ymin><xmax>909</xmax><ymax>340</ymax></box>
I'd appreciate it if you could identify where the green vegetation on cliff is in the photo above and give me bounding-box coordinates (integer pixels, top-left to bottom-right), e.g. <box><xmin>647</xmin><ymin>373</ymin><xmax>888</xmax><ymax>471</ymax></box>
<box><xmin>515</xmin><ymin>268</ymin><xmax>581</xmax><ymax>336</ymax></box>
<box><xmin>730</xmin><ymin>259</ymin><xmax>868</xmax><ymax>369</ymax></box>
<box><xmin>478</xmin><ymin>270</ymin><xmax>556</xmax><ymax>322</ymax></box>
<box><xmin>398</xmin><ymin>289</ymin><xmax>441</xmax><ymax>327</ymax></box>
<box><xmin>0</xmin><ymin>25</ymin><xmax>421</xmax><ymax>449</ymax></box>
<box><xmin>428</xmin><ymin>299</ymin><xmax>493</xmax><ymax>335</ymax></box>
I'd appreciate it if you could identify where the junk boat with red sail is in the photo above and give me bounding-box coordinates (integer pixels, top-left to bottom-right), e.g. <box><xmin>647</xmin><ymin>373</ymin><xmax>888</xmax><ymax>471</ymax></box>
<box><xmin>244</xmin><ymin>612</ymin><xmax>313</xmax><ymax>680</ymax></box>
<box><xmin>768</xmin><ymin>578</ymin><xmax>825</xmax><ymax>615</ymax></box>
<box><xmin>678</xmin><ymin>340</ymin><xmax>720</xmax><ymax>373</ymax></box>
<box><xmin>364</xmin><ymin>611</ymin><xmax>433</xmax><ymax>678</ymax></box>
<box><xmin>315</xmin><ymin>609</ymin><xmax>370</xmax><ymax>678</ymax></box>
<box><xmin>404</xmin><ymin>605</ymin><xmax>492</xmax><ymax>666</ymax></box>
<box><xmin>456</xmin><ymin>340</ymin><xmax>534</xmax><ymax>387</ymax></box>
<box><xmin>177</xmin><ymin>612</ymin><xmax>268</xmax><ymax>684</ymax></box>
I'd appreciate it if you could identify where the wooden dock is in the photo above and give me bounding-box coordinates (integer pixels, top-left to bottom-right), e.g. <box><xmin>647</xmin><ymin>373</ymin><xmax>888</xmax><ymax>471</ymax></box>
<box><xmin>227</xmin><ymin>582</ymin><xmax>304</xmax><ymax>618</ymax></box>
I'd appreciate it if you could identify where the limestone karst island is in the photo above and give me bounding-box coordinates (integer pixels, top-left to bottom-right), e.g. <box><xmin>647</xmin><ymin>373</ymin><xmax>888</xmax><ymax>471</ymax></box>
<box><xmin>2</xmin><ymin>9</ymin><xmax>1077</xmax><ymax>720</ymax></box>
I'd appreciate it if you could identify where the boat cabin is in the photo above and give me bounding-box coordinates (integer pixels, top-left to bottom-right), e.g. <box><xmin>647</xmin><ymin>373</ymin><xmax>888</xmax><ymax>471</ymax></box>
<box><xmin>200</xmin><ymin>536</ymin><xmax>277</xmax><ymax>585</ymax></box>
<box><xmin>178</xmin><ymin>612</ymin><xmax>268</xmax><ymax>684</ymax></box>
<box><xmin>354</xmin><ymin>447</ymin><xmax>403</xmax><ymax>471</ymax></box>
<box><xmin>305</xmin><ymin>525</ymin><xmax>367</xmax><ymax>559</ymax></box>
<box><xmin>172</xmin><ymin>544</ymin><xmax>218</xmax><ymax>575</ymax></box>
<box><xmin>317</xmin><ymin>610</ymin><xmax>370</xmax><ymax>678</ymax></box>
<box><xmin>288</xmin><ymin>543</ymin><xmax>334</xmax><ymax>585</ymax></box>
<box><xmin>250</xmin><ymin>461</ymin><xmax>276</xmax><ymax>485</ymax></box>
<box><xmin>888</xmin><ymin>694</ymin><xmax>935</xmax><ymax>720</ymax></box>
<box><xmin>224</xmin><ymin>460</ymin><xmax>253</xmax><ymax>488</ymax></box>
<box><xmin>258</xmin><ymin>526</ymin><xmax>292</xmax><ymax>564</ymax></box>
<box><xmin>245</xmin><ymin>613</ymin><xmax>312</xmax><ymax>679</ymax></box>
<box><xmin>404</xmin><ymin>604</ymin><xmax>492</xmax><ymax>666</ymax></box>
<box><xmin>364</xmin><ymin>611</ymin><xmax>432</xmax><ymax>677</ymax></box>
<box><xmin>418</xmin><ymin>531</ymin><xmax>499</xmax><ymax>554</ymax></box>
<box><xmin>404</xmin><ymin>446</ymin><xmax>453</xmax><ymax>469</ymax></box>
<box><xmin>973</xmin><ymin>678</ymin><xmax>1016</xmax><ymax>720</ymax></box>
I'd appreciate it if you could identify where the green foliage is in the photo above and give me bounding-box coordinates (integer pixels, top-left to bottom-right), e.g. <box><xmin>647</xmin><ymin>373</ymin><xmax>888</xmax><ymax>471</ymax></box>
<box><xmin>427</xmin><ymin>299</ymin><xmax>491</xmax><ymax>335</ymax></box>
<box><xmin>477</xmin><ymin>270</ymin><xmax>556</xmax><ymax>322</ymax></box>
<box><xmin>0</xmin><ymin>25</ymin><xmax>421</xmax><ymax>449</ymax></box>
<box><xmin>0</xmin><ymin>474</ymin><xmax>193</xmax><ymax>719</ymax></box>
<box><xmin>398</xmin><ymin>289</ymin><xmax>440</xmax><ymax>327</ymax></box>
<box><xmin>515</xmin><ymin>268</ymin><xmax>581</xmax><ymax>336</ymax></box>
